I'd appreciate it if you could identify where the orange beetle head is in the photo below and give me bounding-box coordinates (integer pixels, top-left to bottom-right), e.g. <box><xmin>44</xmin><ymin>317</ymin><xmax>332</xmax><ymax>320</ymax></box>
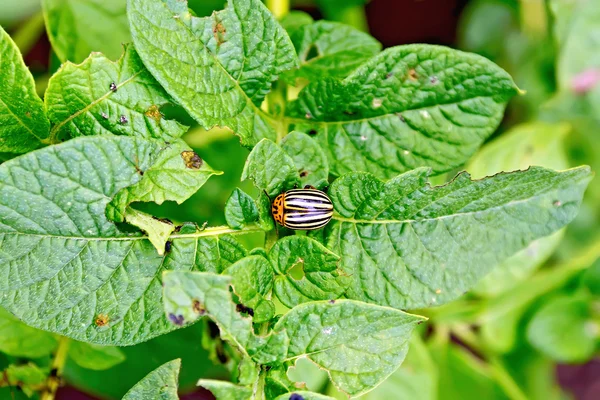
<box><xmin>272</xmin><ymin>194</ymin><xmax>285</xmax><ymax>225</ymax></box>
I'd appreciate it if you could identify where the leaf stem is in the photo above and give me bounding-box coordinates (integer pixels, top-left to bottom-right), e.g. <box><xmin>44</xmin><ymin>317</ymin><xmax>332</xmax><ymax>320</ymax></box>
<box><xmin>488</xmin><ymin>357</ymin><xmax>529</xmax><ymax>400</ymax></box>
<box><xmin>252</xmin><ymin>369</ymin><xmax>267</xmax><ymax>400</ymax></box>
<box><xmin>266</xmin><ymin>0</ymin><xmax>289</xmax><ymax>19</ymax></box>
<box><xmin>264</xmin><ymin>229</ymin><xmax>278</xmax><ymax>251</ymax></box>
<box><xmin>40</xmin><ymin>336</ymin><xmax>70</xmax><ymax>400</ymax></box>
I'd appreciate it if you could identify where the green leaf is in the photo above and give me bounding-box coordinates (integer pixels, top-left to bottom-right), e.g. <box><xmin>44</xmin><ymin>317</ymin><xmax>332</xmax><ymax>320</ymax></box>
<box><xmin>550</xmin><ymin>0</ymin><xmax>600</xmax><ymax>90</ymax></box>
<box><xmin>280</xmin><ymin>131</ymin><xmax>329</xmax><ymax>189</ymax></box>
<box><xmin>275</xmin><ymin>392</ymin><xmax>336</xmax><ymax>400</ymax></box>
<box><xmin>2</xmin><ymin>363</ymin><xmax>47</xmax><ymax>396</ymax></box>
<box><xmin>0</xmin><ymin>25</ymin><xmax>50</xmax><ymax>153</ymax></box>
<box><xmin>328</xmin><ymin>334</ymin><xmax>437</xmax><ymax>400</ymax></box>
<box><xmin>288</xmin><ymin>44</ymin><xmax>519</xmax><ymax>178</ymax></box>
<box><xmin>197</xmin><ymin>380</ymin><xmax>252</xmax><ymax>400</ymax></box>
<box><xmin>526</xmin><ymin>295</ymin><xmax>598</xmax><ymax>362</ymax></box>
<box><xmin>122</xmin><ymin>208</ymin><xmax>175</xmax><ymax>255</ymax></box>
<box><xmin>0</xmin><ymin>136</ymin><xmax>244</xmax><ymax>345</ymax></box>
<box><xmin>242</xmin><ymin>139</ymin><xmax>299</xmax><ymax>197</ymax></box>
<box><xmin>280</xmin><ymin>11</ymin><xmax>314</xmax><ymax>36</ymax></box>
<box><xmin>162</xmin><ymin>271</ymin><xmax>288</xmax><ymax>364</ymax></box>
<box><xmin>324</xmin><ymin>166</ymin><xmax>591</xmax><ymax>309</ymax></box>
<box><xmin>45</xmin><ymin>45</ymin><xmax>187</xmax><ymax>142</ymax></box>
<box><xmin>284</xmin><ymin>20</ymin><xmax>381</xmax><ymax>82</ymax></box>
<box><xmin>0</xmin><ymin>307</ymin><xmax>58</xmax><ymax>358</ymax></box>
<box><xmin>43</xmin><ymin>0</ymin><xmax>131</xmax><ymax>63</ymax></box>
<box><xmin>223</xmin><ymin>255</ymin><xmax>275</xmax><ymax>323</ymax></box>
<box><xmin>128</xmin><ymin>0</ymin><xmax>298</xmax><ymax>146</ymax></box>
<box><xmin>68</xmin><ymin>341</ymin><xmax>126</xmax><ymax>371</ymax></box>
<box><xmin>273</xmin><ymin>300</ymin><xmax>425</xmax><ymax>397</ymax></box>
<box><xmin>467</xmin><ymin>122</ymin><xmax>570</xmax><ymax>297</ymax></box>
<box><xmin>122</xmin><ymin>359</ymin><xmax>180</xmax><ymax>400</ymax></box>
<box><xmin>225</xmin><ymin>188</ymin><xmax>260</xmax><ymax>230</ymax></box>
<box><xmin>265</xmin><ymin>367</ymin><xmax>296</xmax><ymax>399</ymax></box>
<box><xmin>236</xmin><ymin>355</ymin><xmax>259</xmax><ymax>386</ymax></box>
<box><xmin>428</xmin><ymin>340</ymin><xmax>504</xmax><ymax>400</ymax></box>
<box><xmin>107</xmin><ymin>140</ymin><xmax>221</xmax><ymax>223</ymax></box>
<box><xmin>269</xmin><ymin>236</ymin><xmax>349</xmax><ymax>308</ymax></box>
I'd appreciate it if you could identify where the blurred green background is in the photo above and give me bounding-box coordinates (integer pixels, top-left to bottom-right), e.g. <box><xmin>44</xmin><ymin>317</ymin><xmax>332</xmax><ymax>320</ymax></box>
<box><xmin>1</xmin><ymin>0</ymin><xmax>599</xmax><ymax>399</ymax></box>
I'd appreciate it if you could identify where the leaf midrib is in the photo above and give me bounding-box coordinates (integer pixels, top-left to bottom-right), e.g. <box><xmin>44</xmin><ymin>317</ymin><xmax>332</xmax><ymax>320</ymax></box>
<box><xmin>48</xmin><ymin>69</ymin><xmax>144</xmax><ymax>138</ymax></box>
<box><xmin>331</xmin><ymin>192</ymin><xmax>578</xmax><ymax>225</ymax></box>
<box><xmin>0</xmin><ymin>225</ymin><xmax>264</xmax><ymax>241</ymax></box>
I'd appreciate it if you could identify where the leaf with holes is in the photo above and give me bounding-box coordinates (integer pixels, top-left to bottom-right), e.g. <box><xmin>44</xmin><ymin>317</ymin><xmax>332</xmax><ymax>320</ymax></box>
<box><xmin>223</xmin><ymin>255</ymin><xmax>275</xmax><ymax>323</ymax></box>
<box><xmin>45</xmin><ymin>45</ymin><xmax>187</xmax><ymax>142</ymax></box>
<box><xmin>128</xmin><ymin>0</ymin><xmax>298</xmax><ymax>146</ymax></box>
<box><xmin>122</xmin><ymin>359</ymin><xmax>180</xmax><ymax>400</ymax></box>
<box><xmin>43</xmin><ymin>0</ymin><xmax>131</xmax><ymax>63</ymax></box>
<box><xmin>281</xmin><ymin>131</ymin><xmax>329</xmax><ymax>189</ymax></box>
<box><xmin>288</xmin><ymin>44</ymin><xmax>520</xmax><ymax>178</ymax></box>
<box><xmin>0</xmin><ymin>26</ymin><xmax>50</xmax><ymax>153</ymax></box>
<box><xmin>162</xmin><ymin>271</ymin><xmax>288</xmax><ymax>364</ymax></box>
<box><xmin>323</xmin><ymin>166</ymin><xmax>591</xmax><ymax>309</ymax></box>
<box><xmin>272</xmin><ymin>300</ymin><xmax>425</xmax><ymax>397</ymax></box>
<box><xmin>106</xmin><ymin>140</ymin><xmax>221</xmax><ymax>223</ymax></box>
<box><xmin>0</xmin><ymin>136</ymin><xmax>244</xmax><ymax>345</ymax></box>
<box><xmin>269</xmin><ymin>236</ymin><xmax>349</xmax><ymax>308</ymax></box>
<box><xmin>284</xmin><ymin>20</ymin><xmax>381</xmax><ymax>82</ymax></box>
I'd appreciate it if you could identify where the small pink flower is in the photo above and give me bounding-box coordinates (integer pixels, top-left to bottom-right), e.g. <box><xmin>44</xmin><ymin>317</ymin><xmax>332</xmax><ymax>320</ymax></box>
<box><xmin>571</xmin><ymin>69</ymin><xmax>600</xmax><ymax>94</ymax></box>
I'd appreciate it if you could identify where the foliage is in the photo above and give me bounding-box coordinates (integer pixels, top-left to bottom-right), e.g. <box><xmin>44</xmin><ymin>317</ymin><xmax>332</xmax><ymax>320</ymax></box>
<box><xmin>0</xmin><ymin>0</ymin><xmax>598</xmax><ymax>399</ymax></box>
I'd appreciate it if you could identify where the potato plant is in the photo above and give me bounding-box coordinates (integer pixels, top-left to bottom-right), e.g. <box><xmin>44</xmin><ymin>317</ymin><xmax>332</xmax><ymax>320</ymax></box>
<box><xmin>0</xmin><ymin>0</ymin><xmax>598</xmax><ymax>399</ymax></box>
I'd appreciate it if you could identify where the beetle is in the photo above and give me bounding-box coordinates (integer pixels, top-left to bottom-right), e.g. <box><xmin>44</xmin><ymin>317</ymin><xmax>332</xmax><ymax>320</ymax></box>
<box><xmin>271</xmin><ymin>187</ymin><xmax>333</xmax><ymax>230</ymax></box>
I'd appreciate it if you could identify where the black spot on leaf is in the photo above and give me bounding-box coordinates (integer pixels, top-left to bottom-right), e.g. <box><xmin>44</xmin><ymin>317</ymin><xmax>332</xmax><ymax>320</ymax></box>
<box><xmin>109</xmin><ymin>82</ymin><xmax>117</xmax><ymax>92</ymax></box>
<box><xmin>168</xmin><ymin>313</ymin><xmax>184</xmax><ymax>326</ymax></box>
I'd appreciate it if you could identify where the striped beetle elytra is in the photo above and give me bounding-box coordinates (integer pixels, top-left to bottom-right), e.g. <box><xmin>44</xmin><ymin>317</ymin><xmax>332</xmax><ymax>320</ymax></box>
<box><xmin>271</xmin><ymin>188</ymin><xmax>333</xmax><ymax>230</ymax></box>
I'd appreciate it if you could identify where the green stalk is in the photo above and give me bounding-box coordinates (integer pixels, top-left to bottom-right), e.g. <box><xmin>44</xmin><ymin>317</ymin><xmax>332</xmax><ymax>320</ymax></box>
<box><xmin>40</xmin><ymin>337</ymin><xmax>70</xmax><ymax>400</ymax></box>
<box><xmin>266</xmin><ymin>0</ymin><xmax>290</xmax><ymax>20</ymax></box>
<box><xmin>489</xmin><ymin>357</ymin><xmax>529</xmax><ymax>400</ymax></box>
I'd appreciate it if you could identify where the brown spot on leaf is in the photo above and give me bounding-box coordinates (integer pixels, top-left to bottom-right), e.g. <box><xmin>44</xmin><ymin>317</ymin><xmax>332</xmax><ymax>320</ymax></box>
<box><xmin>145</xmin><ymin>105</ymin><xmax>163</xmax><ymax>122</ymax></box>
<box><xmin>192</xmin><ymin>299</ymin><xmax>206</xmax><ymax>315</ymax></box>
<box><xmin>25</xmin><ymin>111</ymin><xmax>31</xmax><ymax>118</ymax></box>
<box><xmin>95</xmin><ymin>314</ymin><xmax>109</xmax><ymax>327</ymax></box>
<box><xmin>408</xmin><ymin>69</ymin><xmax>418</xmax><ymax>81</ymax></box>
<box><xmin>299</xmin><ymin>170</ymin><xmax>308</xmax><ymax>177</ymax></box>
<box><xmin>181</xmin><ymin>150</ymin><xmax>203</xmax><ymax>169</ymax></box>
<box><xmin>213</xmin><ymin>17</ymin><xmax>226</xmax><ymax>45</ymax></box>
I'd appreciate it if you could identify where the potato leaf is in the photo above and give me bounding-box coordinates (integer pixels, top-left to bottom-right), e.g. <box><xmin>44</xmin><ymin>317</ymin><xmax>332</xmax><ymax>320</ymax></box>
<box><xmin>325</xmin><ymin>166</ymin><xmax>592</xmax><ymax>309</ymax></box>
<box><xmin>273</xmin><ymin>300</ymin><xmax>425</xmax><ymax>397</ymax></box>
<box><xmin>162</xmin><ymin>271</ymin><xmax>288</xmax><ymax>364</ymax></box>
<box><xmin>45</xmin><ymin>45</ymin><xmax>187</xmax><ymax>142</ymax></box>
<box><xmin>241</xmin><ymin>139</ymin><xmax>299</xmax><ymax>197</ymax></box>
<box><xmin>122</xmin><ymin>359</ymin><xmax>180</xmax><ymax>400</ymax></box>
<box><xmin>68</xmin><ymin>341</ymin><xmax>126</xmax><ymax>371</ymax></box>
<box><xmin>128</xmin><ymin>0</ymin><xmax>298</xmax><ymax>146</ymax></box>
<box><xmin>285</xmin><ymin>20</ymin><xmax>381</xmax><ymax>82</ymax></box>
<box><xmin>288</xmin><ymin>44</ymin><xmax>519</xmax><ymax>178</ymax></box>
<box><xmin>197</xmin><ymin>380</ymin><xmax>252</xmax><ymax>400</ymax></box>
<box><xmin>0</xmin><ymin>25</ymin><xmax>50</xmax><ymax>153</ymax></box>
<box><xmin>280</xmin><ymin>131</ymin><xmax>329</xmax><ymax>189</ymax></box>
<box><xmin>43</xmin><ymin>0</ymin><xmax>131</xmax><ymax>63</ymax></box>
<box><xmin>269</xmin><ymin>236</ymin><xmax>349</xmax><ymax>308</ymax></box>
<box><xmin>0</xmin><ymin>136</ymin><xmax>245</xmax><ymax>345</ymax></box>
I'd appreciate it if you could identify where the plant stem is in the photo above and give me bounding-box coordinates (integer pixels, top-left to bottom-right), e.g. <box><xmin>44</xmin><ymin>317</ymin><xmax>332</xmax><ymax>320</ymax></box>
<box><xmin>266</xmin><ymin>0</ymin><xmax>290</xmax><ymax>19</ymax></box>
<box><xmin>252</xmin><ymin>369</ymin><xmax>267</xmax><ymax>400</ymax></box>
<box><xmin>265</xmin><ymin>229</ymin><xmax>278</xmax><ymax>252</ymax></box>
<box><xmin>335</xmin><ymin>6</ymin><xmax>368</xmax><ymax>32</ymax></box>
<box><xmin>519</xmin><ymin>0</ymin><xmax>547</xmax><ymax>38</ymax></box>
<box><xmin>40</xmin><ymin>337</ymin><xmax>70</xmax><ymax>400</ymax></box>
<box><xmin>489</xmin><ymin>357</ymin><xmax>529</xmax><ymax>400</ymax></box>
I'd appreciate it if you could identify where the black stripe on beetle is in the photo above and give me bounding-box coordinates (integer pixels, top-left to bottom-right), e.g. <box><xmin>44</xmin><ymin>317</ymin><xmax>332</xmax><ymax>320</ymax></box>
<box><xmin>272</xmin><ymin>188</ymin><xmax>333</xmax><ymax>230</ymax></box>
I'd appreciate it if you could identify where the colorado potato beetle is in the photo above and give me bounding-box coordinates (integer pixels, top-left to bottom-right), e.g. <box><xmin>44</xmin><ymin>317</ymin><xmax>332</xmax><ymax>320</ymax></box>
<box><xmin>272</xmin><ymin>187</ymin><xmax>333</xmax><ymax>230</ymax></box>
